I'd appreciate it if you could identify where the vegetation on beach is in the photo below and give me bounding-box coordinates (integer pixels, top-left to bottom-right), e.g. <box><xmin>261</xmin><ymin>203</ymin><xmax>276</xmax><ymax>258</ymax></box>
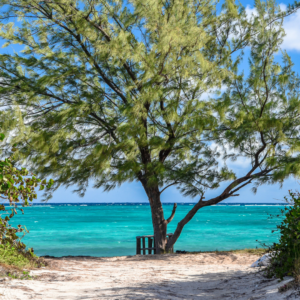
<box><xmin>0</xmin><ymin>132</ymin><xmax>52</xmax><ymax>269</ymax></box>
<box><xmin>0</xmin><ymin>0</ymin><xmax>300</xmax><ymax>254</ymax></box>
<box><xmin>266</xmin><ymin>191</ymin><xmax>300</xmax><ymax>282</ymax></box>
<box><xmin>0</xmin><ymin>243</ymin><xmax>40</xmax><ymax>270</ymax></box>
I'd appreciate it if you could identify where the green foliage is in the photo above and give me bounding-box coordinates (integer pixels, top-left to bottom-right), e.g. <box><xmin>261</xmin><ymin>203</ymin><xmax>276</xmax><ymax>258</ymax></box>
<box><xmin>0</xmin><ymin>132</ymin><xmax>53</xmax><ymax>262</ymax></box>
<box><xmin>0</xmin><ymin>0</ymin><xmax>297</xmax><ymax>202</ymax></box>
<box><xmin>213</xmin><ymin>0</ymin><xmax>300</xmax><ymax>191</ymax></box>
<box><xmin>7</xmin><ymin>271</ymin><xmax>34</xmax><ymax>280</ymax></box>
<box><xmin>266</xmin><ymin>191</ymin><xmax>300</xmax><ymax>280</ymax></box>
<box><xmin>0</xmin><ymin>0</ymin><xmax>300</xmax><ymax>249</ymax></box>
<box><xmin>0</xmin><ymin>242</ymin><xmax>39</xmax><ymax>270</ymax></box>
<box><xmin>0</xmin><ymin>0</ymin><xmax>250</xmax><ymax>198</ymax></box>
<box><xmin>0</xmin><ymin>147</ymin><xmax>53</xmax><ymax>206</ymax></box>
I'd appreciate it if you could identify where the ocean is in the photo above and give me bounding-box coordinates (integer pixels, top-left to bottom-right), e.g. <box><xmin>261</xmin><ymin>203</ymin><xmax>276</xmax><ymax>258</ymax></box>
<box><xmin>9</xmin><ymin>203</ymin><xmax>286</xmax><ymax>257</ymax></box>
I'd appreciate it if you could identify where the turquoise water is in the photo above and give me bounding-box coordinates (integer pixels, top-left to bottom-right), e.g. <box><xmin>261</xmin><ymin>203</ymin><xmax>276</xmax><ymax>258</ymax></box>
<box><xmin>9</xmin><ymin>204</ymin><xmax>284</xmax><ymax>257</ymax></box>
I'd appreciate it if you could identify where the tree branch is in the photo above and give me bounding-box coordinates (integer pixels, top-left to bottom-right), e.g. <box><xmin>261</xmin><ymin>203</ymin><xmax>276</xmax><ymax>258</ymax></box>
<box><xmin>166</xmin><ymin>203</ymin><xmax>177</xmax><ymax>224</ymax></box>
<box><xmin>166</xmin><ymin>168</ymin><xmax>273</xmax><ymax>249</ymax></box>
<box><xmin>159</xmin><ymin>182</ymin><xmax>178</xmax><ymax>194</ymax></box>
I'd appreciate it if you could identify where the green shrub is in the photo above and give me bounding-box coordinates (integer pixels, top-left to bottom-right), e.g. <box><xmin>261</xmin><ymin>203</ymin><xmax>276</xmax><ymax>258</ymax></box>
<box><xmin>266</xmin><ymin>190</ymin><xmax>300</xmax><ymax>280</ymax></box>
<box><xmin>0</xmin><ymin>242</ymin><xmax>39</xmax><ymax>269</ymax></box>
<box><xmin>0</xmin><ymin>132</ymin><xmax>51</xmax><ymax>271</ymax></box>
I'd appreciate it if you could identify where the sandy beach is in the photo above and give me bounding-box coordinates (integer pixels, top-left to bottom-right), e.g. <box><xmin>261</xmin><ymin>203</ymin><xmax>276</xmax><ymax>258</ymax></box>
<box><xmin>0</xmin><ymin>252</ymin><xmax>297</xmax><ymax>300</ymax></box>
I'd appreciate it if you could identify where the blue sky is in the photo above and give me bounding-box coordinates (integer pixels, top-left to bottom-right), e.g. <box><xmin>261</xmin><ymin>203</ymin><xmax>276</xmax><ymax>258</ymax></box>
<box><xmin>2</xmin><ymin>0</ymin><xmax>300</xmax><ymax>203</ymax></box>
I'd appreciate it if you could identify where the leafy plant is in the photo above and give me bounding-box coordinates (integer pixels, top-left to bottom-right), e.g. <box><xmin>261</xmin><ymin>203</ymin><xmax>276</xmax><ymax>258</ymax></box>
<box><xmin>0</xmin><ymin>243</ymin><xmax>39</xmax><ymax>271</ymax></box>
<box><xmin>7</xmin><ymin>271</ymin><xmax>34</xmax><ymax>280</ymax></box>
<box><xmin>266</xmin><ymin>190</ymin><xmax>300</xmax><ymax>280</ymax></box>
<box><xmin>0</xmin><ymin>132</ymin><xmax>53</xmax><ymax>264</ymax></box>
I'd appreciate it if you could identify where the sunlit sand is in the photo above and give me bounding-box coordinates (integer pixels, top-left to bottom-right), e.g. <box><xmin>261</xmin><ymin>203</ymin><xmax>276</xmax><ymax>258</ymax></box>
<box><xmin>0</xmin><ymin>252</ymin><xmax>296</xmax><ymax>299</ymax></box>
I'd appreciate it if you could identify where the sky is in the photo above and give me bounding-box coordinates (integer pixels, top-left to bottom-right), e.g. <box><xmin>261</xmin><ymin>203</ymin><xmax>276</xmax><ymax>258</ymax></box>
<box><xmin>2</xmin><ymin>0</ymin><xmax>300</xmax><ymax>203</ymax></box>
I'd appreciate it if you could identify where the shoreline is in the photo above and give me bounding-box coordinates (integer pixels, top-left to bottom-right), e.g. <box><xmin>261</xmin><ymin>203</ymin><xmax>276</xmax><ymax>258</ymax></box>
<box><xmin>39</xmin><ymin>247</ymin><xmax>266</xmax><ymax>259</ymax></box>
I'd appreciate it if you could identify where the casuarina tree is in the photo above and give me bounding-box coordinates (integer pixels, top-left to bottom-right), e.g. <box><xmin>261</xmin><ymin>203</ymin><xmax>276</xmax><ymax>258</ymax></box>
<box><xmin>0</xmin><ymin>0</ymin><xmax>299</xmax><ymax>253</ymax></box>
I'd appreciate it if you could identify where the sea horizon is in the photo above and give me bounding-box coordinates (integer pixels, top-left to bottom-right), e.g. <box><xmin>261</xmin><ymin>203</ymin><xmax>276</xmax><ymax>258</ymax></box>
<box><xmin>7</xmin><ymin>202</ymin><xmax>291</xmax><ymax>206</ymax></box>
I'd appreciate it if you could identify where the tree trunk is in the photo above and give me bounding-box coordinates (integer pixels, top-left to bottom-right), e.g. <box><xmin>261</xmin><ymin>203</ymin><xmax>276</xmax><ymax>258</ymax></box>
<box><xmin>143</xmin><ymin>186</ymin><xmax>169</xmax><ymax>254</ymax></box>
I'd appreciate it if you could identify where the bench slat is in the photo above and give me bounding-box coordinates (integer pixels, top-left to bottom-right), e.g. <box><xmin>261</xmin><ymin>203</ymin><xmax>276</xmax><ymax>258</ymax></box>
<box><xmin>136</xmin><ymin>234</ymin><xmax>174</xmax><ymax>255</ymax></box>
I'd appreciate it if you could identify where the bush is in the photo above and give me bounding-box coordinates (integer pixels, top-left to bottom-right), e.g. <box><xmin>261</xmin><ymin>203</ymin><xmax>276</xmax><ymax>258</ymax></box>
<box><xmin>266</xmin><ymin>190</ymin><xmax>300</xmax><ymax>280</ymax></box>
<box><xmin>0</xmin><ymin>242</ymin><xmax>39</xmax><ymax>269</ymax></box>
<box><xmin>0</xmin><ymin>132</ymin><xmax>51</xmax><ymax>271</ymax></box>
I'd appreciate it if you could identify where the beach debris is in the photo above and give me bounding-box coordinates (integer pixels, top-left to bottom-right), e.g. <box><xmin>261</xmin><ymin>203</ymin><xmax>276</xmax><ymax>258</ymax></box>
<box><xmin>176</xmin><ymin>250</ymin><xmax>188</xmax><ymax>254</ymax></box>
<box><xmin>250</xmin><ymin>253</ymin><xmax>273</xmax><ymax>267</ymax></box>
<box><xmin>278</xmin><ymin>278</ymin><xmax>296</xmax><ymax>293</ymax></box>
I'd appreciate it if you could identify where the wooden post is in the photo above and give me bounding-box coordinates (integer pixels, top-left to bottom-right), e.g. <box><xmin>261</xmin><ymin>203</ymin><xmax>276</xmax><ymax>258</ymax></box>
<box><xmin>136</xmin><ymin>233</ymin><xmax>173</xmax><ymax>255</ymax></box>
<box><xmin>148</xmin><ymin>237</ymin><xmax>152</xmax><ymax>254</ymax></box>
<box><xmin>142</xmin><ymin>237</ymin><xmax>146</xmax><ymax>255</ymax></box>
<box><xmin>136</xmin><ymin>237</ymin><xmax>141</xmax><ymax>255</ymax></box>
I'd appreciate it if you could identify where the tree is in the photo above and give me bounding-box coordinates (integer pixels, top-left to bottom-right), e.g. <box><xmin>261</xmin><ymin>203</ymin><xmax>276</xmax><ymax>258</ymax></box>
<box><xmin>0</xmin><ymin>132</ymin><xmax>53</xmax><ymax>252</ymax></box>
<box><xmin>0</xmin><ymin>0</ymin><xmax>299</xmax><ymax>253</ymax></box>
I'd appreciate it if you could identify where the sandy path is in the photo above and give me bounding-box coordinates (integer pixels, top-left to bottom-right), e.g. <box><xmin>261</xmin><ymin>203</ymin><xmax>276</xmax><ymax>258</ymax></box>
<box><xmin>0</xmin><ymin>253</ymin><xmax>297</xmax><ymax>300</ymax></box>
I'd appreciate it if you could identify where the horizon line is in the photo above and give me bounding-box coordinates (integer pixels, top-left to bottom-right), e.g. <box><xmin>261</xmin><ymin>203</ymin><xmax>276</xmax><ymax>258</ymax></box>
<box><xmin>7</xmin><ymin>202</ymin><xmax>290</xmax><ymax>205</ymax></box>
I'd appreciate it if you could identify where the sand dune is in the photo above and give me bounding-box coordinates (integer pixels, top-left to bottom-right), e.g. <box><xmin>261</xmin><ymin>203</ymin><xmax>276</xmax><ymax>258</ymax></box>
<box><xmin>0</xmin><ymin>253</ymin><xmax>297</xmax><ymax>299</ymax></box>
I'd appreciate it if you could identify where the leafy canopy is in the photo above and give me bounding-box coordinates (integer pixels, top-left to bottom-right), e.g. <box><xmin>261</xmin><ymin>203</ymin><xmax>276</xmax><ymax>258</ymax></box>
<box><xmin>213</xmin><ymin>0</ymin><xmax>300</xmax><ymax>194</ymax></box>
<box><xmin>0</xmin><ymin>0</ymin><xmax>247</xmax><ymax>198</ymax></box>
<box><xmin>0</xmin><ymin>0</ymin><xmax>299</xmax><ymax>205</ymax></box>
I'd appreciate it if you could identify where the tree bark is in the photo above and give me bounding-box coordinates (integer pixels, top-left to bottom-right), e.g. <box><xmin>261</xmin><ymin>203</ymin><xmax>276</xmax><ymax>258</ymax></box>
<box><xmin>141</xmin><ymin>182</ymin><xmax>169</xmax><ymax>254</ymax></box>
<box><xmin>148</xmin><ymin>187</ymin><xmax>168</xmax><ymax>254</ymax></box>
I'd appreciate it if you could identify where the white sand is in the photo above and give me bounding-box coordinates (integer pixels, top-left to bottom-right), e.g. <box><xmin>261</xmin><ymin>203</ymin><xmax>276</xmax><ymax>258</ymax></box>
<box><xmin>0</xmin><ymin>253</ymin><xmax>297</xmax><ymax>299</ymax></box>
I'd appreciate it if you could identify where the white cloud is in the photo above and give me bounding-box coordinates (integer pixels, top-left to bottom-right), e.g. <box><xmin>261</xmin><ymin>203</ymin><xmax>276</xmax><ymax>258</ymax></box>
<box><xmin>245</xmin><ymin>6</ymin><xmax>258</xmax><ymax>19</ymax></box>
<box><xmin>281</xmin><ymin>8</ymin><xmax>300</xmax><ymax>51</ymax></box>
<box><xmin>210</xmin><ymin>142</ymin><xmax>252</xmax><ymax>172</ymax></box>
<box><xmin>245</xmin><ymin>4</ymin><xmax>300</xmax><ymax>52</ymax></box>
<box><xmin>199</xmin><ymin>85</ymin><xmax>227</xmax><ymax>101</ymax></box>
